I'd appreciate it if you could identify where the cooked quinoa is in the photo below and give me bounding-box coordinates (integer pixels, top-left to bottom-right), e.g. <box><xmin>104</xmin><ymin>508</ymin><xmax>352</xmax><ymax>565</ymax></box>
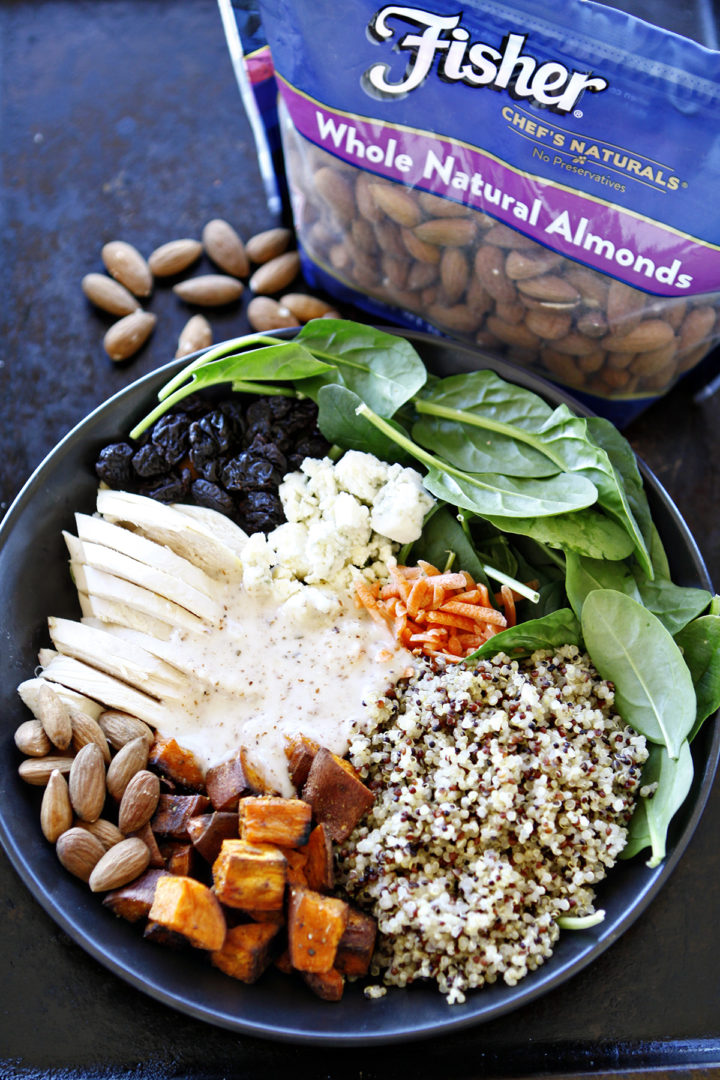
<box><xmin>336</xmin><ymin>645</ymin><xmax>648</xmax><ymax>1004</ymax></box>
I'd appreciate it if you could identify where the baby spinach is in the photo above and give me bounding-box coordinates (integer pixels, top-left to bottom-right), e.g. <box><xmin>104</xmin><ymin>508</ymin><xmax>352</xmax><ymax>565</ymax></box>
<box><xmin>296</xmin><ymin>319</ymin><xmax>427</xmax><ymax>416</ymax></box>
<box><xmin>675</xmin><ymin>614</ymin><xmax>720</xmax><ymax>741</ymax></box>
<box><xmin>483</xmin><ymin>508</ymin><xmax>635</xmax><ymax>561</ymax></box>
<box><xmin>585</xmin><ymin>415</ymin><xmax>654</xmax><ymax>553</ymax></box>
<box><xmin>621</xmin><ymin>741</ymin><xmax>694</xmax><ymax>867</ymax></box>
<box><xmin>580</xmin><ymin>590</ymin><xmax>696</xmax><ymax>759</ymax></box>
<box><xmin>565</xmin><ymin>553</ymin><xmax>640</xmax><ymax>619</ymax></box>
<box><xmin>315</xmin><ymin>384</ymin><xmax>411</xmax><ymax>464</ymax></box>
<box><xmin>632</xmin><ymin>575</ymin><xmax>711</xmax><ymax>636</ymax></box>
<box><xmin>464</xmin><ymin>608</ymin><xmax>582</xmax><ymax>662</ymax></box>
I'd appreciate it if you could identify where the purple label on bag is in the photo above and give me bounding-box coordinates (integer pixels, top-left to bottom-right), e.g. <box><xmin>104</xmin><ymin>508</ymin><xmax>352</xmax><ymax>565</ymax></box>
<box><xmin>279</xmin><ymin>77</ymin><xmax>720</xmax><ymax>297</ymax></box>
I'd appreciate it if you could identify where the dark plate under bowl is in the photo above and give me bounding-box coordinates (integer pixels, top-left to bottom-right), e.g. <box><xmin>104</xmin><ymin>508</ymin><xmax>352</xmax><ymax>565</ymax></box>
<box><xmin>0</xmin><ymin>330</ymin><xmax>717</xmax><ymax>1045</ymax></box>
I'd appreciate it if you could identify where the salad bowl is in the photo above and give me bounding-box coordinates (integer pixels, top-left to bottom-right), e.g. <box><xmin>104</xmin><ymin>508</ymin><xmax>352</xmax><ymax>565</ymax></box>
<box><xmin>0</xmin><ymin>329</ymin><xmax>717</xmax><ymax>1044</ymax></box>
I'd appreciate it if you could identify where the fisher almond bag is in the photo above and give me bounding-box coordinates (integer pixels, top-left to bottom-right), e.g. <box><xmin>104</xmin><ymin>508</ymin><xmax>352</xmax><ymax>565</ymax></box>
<box><xmin>228</xmin><ymin>0</ymin><xmax>720</xmax><ymax>423</ymax></box>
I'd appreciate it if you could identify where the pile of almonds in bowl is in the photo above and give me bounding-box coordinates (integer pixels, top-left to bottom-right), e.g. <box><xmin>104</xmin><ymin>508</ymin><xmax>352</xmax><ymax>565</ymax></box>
<box><xmin>81</xmin><ymin>218</ymin><xmax>339</xmax><ymax>363</ymax></box>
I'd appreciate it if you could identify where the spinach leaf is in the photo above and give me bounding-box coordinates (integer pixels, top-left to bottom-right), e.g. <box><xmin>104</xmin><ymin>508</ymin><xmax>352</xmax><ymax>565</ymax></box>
<box><xmin>646</xmin><ymin>523</ymin><xmax>672</xmax><ymax>580</ymax></box>
<box><xmin>411</xmin><ymin>505</ymin><xmax>491</xmax><ymax>588</ymax></box>
<box><xmin>130</xmin><ymin>342</ymin><xmax>328</xmax><ymax>439</ymax></box>
<box><xmin>633</xmin><ymin>575</ymin><xmax>711</xmax><ymax>636</ymax></box>
<box><xmin>484</xmin><ymin>508</ymin><xmax>635</xmax><ymax>561</ymax></box>
<box><xmin>297</xmin><ymin>319</ymin><xmax>427</xmax><ymax>416</ymax></box>
<box><xmin>464</xmin><ymin>608</ymin><xmax>582</xmax><ymax>662</ymax></box>
<box><xmin>586</xmin><ymin>415</ymin><xmax>653</xmax><ymax>552</ymax></box>
<box><xmin>315</xmin><ymin>385</ymin><xmax>411</xmax><ymax>464</ymax></box>
<box><xmin>413</xmin><ymin>371</ymin><xmax>558</xmax><ymax>477</ymax></box>
<box><xmin>537</xmin><ymin>406</ymin><xmax>652</xmax><ymax>577</ymax></box>
<box><xmin>565</xmin><ymin>553</ymin><xmax>640</xmax><ymax>619</ymax></box>
<box><xmin>580</xmin><ymin>590</ymin><xmax>696</xmax><ymax>758</ymax></box>
<box><xmin>157</xmin><ymin>331</ymin><xmax>281</xmax><ymax>401</ymax></box>
<box><xmin>621</xmin><ymin>741</ymin><xmax>693</xmax><ymax>867</ymax></box>
<box><xmin>675</xmin><ymin>614</ymin><xmax>720</xmax><ymax>740</ymax></box>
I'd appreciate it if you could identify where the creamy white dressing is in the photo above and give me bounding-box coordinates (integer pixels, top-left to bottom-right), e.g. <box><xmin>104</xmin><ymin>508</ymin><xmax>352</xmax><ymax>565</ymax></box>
<box><xmin>154</xmin><ymin>580</ymin><xmax>413</xmax><ymax>796</ymax></box>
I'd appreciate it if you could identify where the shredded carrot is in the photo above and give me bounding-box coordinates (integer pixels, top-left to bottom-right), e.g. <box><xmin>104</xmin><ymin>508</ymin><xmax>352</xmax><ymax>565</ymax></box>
<box><xmin>354</xmin><ymin>563</ymin><xmax>526</xmax><ymax>663</ymax></box>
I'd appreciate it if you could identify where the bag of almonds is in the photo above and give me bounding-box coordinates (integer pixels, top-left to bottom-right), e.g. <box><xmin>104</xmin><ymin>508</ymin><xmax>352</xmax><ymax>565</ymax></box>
<box><xmin>226</xmin><ymin>0</ymin><xmax>720</xmax><ymax>423</ymax></box>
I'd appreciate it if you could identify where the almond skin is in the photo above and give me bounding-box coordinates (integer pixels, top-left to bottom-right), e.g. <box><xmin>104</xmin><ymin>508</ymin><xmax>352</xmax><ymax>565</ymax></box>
<box><xmin>106</xmin><ymin>735</ymin><xmax>150</xmax><ymax>801</ymax></box>
<box><xmin>202</xmin><ymin>219</ymin><xmax>249</xmax><ymax>278</ymax></box>
<box><xmin>173</xmin><ymin>275</ymin><xmax>244</xmax><ymax>306</ymax></box>
<box><xmin>68</xmin><ymin>742</ymin><xmax>106</xmax><ymax>823</ymax></box>
<box><xmin>98</xmin><ymin>710</ymin><xmax>153</xmax><ymax>751</ymax></box>
<box><xmin>41</xmin><ymin>770</ymin><xmax>74</xmax><ymax>842</ymax></box>
<box><xmin>35</xmin><ymin>681</ymin><xmax>73</xmax><ymax>750</ymax></box>
<box><xmin>56</xmin><ymin>827</ymin><xmax>106</xmax><ymax>882</ymax></box>
<box><xmin>118</xmin><ymin>769</ymin><xmax>161</xmax><ymax>834</ymax></box>
<box><xmin>18</xmin><ymin>755</ymin><xmax>74</xmax><ymax>786</ymax></box>
<box><xmin>76</xmin><ymin>817</ymin><xmax>125</xmax><ymax>850</ymax></box>
<box><xmin>70</xmin><ymin>709</ymin><xmax>111</xmax><ymax>763</ymax></box>
<box><xmin>247</xmin><ymin>296</ymin><xmax>298</xmax><ymax>332</ymax></box>
<box><xmin>14</xmin><ymin>719</ymin><xmax>52</xmax><ymax>757</ymax></box>
<box><xmin>103</xmin><ymin>311</ymin><xmax>157</xmax><ymax>362</ymax></box>
<box><xmin>148</xmin><ymin>238</ymin><xmax>202</xmax><ymax>277</ymax></box>
<box><xmin>89</xmin><ymin>837</ymin><xmax>151</xmax><ymax>893</ymax></box>
<box><xmin>101</xmin><ymin>241</ymin><xmax>153</xmax><ymax>297</ymax></box>
<box><xmin>81</xmin><ymin>273</ymin><xmax>141</xmax><ymax>316</ymax></box>
<box><xmin>245</xmin><ymin>227</ymin><xmax>293</xmax><ymax>264</ymax></box>
<box><xmin>175</xmin><ymin>314</ymin><xmax>213</xmax><ymax>359</ymax></box>
<box><xmin>248</xmin><ymin>252</ymin><xmax>301</xmax><ymax>295</ymax></box>
<box><xmin>279</xmin><ymin>293</ymin><xmax>338</xmax><ymax>322</ymax></box>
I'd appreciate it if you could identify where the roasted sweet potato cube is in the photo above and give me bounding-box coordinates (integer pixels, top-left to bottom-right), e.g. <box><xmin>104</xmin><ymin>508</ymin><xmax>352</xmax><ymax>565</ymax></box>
<box><xmin>240</xmin><ymin>796</ymin><xmax>312</xmax><ymax>848</ymax></box>
<box><xmin>148</xmin><ymin>874</ymin><xmax>226</xmax><ymax>951</ymax></box>
<box><xmin>187</xmin><ymin>812</ymin><xmax>239</xmax><ymax>863</ymax></box>
<box><xmin>334</xmin><ymin>908</ymin><xmax>377</xmax><ymax>976</ymax></box>
<box><xmin>160</xmin><ymin>840</ymin><xmax>196</xmax><ymax>877</ymax></box>
<box><xmin>302</xmin><ymin>968</ymin><xmax>345</xmax><ymax>1002</ymax></box>
<box><xmin>303</xmin><ymin>823</ymin><xmax>334</xmax><ymax>893</ymax></box>
<box><xmin>143</xmin><ymin>920</ymin><xmax>189</xmax><ymax>949</ymax></box>
<box><xmin>243</xmin><ymin>907</ymin><xmax>286</xmax><ymax>926</ymax></box>
<box><xmin>212</xmin><ymin>839</ymin><xmax>287</xmax><ymax>910</ymax></box>
<box><xmin>149</xmin><ymin>735</ymin><xmax>205</xmax><ymax>791</ymax></box>
<box><xmin>151</xmin><ymin>794</ymin><xmax>210</xmax><ymax>839</ymax></box>
<box><xmin>274</xmin><ymin>948</ymin><xmax>293</xmax><ymax>975</ymax></box>
<box><xmin>211</xmin><ymin>922</ymin><xmax>280</xmax><ymax>983</ymax></box>
<box><xmin>287</xmin><ymin>886</ymin><xmax>349</xmax><ymax>973</ymax></box>
<box><xmin>280</xmin><ymin>847</ymin><xmax>308</xmax><ymax>887</ymax></box>
<box><xmin>301</xmin><ymin>748</ymin><xmax>374</xmax><ymax>842</ymax></box>
<box><xmin>205</xmin><ymin>751</ymin><xmax>250</xmax><ymax>812</ymax></box>
<box><xmin>102</xmin><ymin>868</ymin><xmax>169</xmax><ymax>923</ymax></box>
<box><xmin>285</xmin><ymin>733</ymin><xmax>320</xmax><ymax>791</ymax></box>
<box><xmin>240</xmin><ymin>747</ymin><xmax>276</xmax><ymax>795</ymax></box>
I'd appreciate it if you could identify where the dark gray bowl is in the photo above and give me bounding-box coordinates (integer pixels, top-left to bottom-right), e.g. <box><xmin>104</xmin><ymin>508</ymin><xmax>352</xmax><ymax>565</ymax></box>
<box><xmin>0</xmin><ymin>330</ymin><xmax>717</xmax><ymax>1044</ymax></box>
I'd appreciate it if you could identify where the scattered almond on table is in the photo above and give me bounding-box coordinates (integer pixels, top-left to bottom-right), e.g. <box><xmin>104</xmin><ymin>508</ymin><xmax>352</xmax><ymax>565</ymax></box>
<box><xmin>81</xmin><ymin>217</ymin><xmax>343</xmax><ymax>363</ymax></box>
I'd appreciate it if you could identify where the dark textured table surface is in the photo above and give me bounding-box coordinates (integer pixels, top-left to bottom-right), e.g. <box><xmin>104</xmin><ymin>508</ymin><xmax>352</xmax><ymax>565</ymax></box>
<box><xmin>1</xmin><ymin>3</ymin><xmax>719</xmax><ymax>1077</ymax></box>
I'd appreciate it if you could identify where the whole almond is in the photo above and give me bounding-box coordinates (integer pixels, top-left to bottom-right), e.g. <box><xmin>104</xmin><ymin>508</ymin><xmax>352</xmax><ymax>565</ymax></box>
<box><xmin>413</xmin><ymin>218</ymin><xmax>476</xmax><ymax>246</ymax></box>
<box><xmin>89</xmin><ymin>837</ymin><xmax>151</xmax><ymax>893</ymax></box>
<box><xmin>71</xmin><ymin>709</ymin><xmax>111</xmax><ymax>763</ymax></box>
<box><xmin>118</xmin><ymin>769</ymin><xmax>161</xmax><ymax>834</ymax></box>
<box><xmin>524</xmin><ymin>308</ymin><xmax>573</xmax><ymax>341</ymax></box>
<box><xmin>35</xmin><ymin>682</ymin><xmax>73</xmax><ymax>750</ymax></box>
<box><xmin>98</xmin><ymin>710</ymin><xmax>153</xmax><ymax>751</ymax></box>
<box><xmin>103</xmin><ymin>311</ymin><xmax>157</xmax><ymax>362</ymax></box>
<box><xmin>607</xmin><ymin>280</ymin><xmax>645</xmax><ymax>333</ymax></box>
<box><xmin>678</xmin><ymin>305</ymin><xmax>716</xmax><ymax>353</ymax></box>
<box><xmin>18</xmin><ymin>755</ymin><xmax>74</xmax><ymax>786</ymax></box>
<box><xmin>101</xmin><ymin>241</ymin><xmax>153</xmax><ymax>297</ymax></box>
<box><xmin>440</xmin><ymin>248</ymin><xmax>470</xmax><ymax>304</ymax></box>
<box><xmin>81</xmin><ymin>273</ymin><xmax>141</xmax><ymax>316</ymax></box>
<box><xmin>245</xmin><ymin>227</ymin><xmax>293</xmax><ymax>264</ymax></box>
<box><xmin>280</xmin><ymin>293</ymin><xmax>337</xmax><ymax>322</ymax></box>
<box><xmin>474</xmin><ymin>246</ymin><xmax>517</xmax><ymax>304</ymax></box>
<box><xmin>602</xmin><ymin>319</ymin><xmax>675</xmax><ymax>354</ymax></box>
<box><xmin>248</xmin><ymin>252</ymin><xmax>301</xmax><ymax>295</ymax></box>
<box><xmin>314</xmin><ymin>167</ymin><xmax>357</xmax><ymax>225</ymax></box>
<box><xmin>401</xmin><ymin>227</ymin><xmax>442</xmax><ymax>265</ymax></box>
<box><xmin>516</xmin><ymin>275</ymin><xmax>581</xmax><ymax>305</ymax></box>
<box><xmin>355</xmin><ymin>173</ymin><xmax>384</xmax><ymax>223</ymax></box>
<box><xmin>76</xmin><ymin>817</ymin><xmax>125</xmax><ymax>850</ymax></box>
<box><xmin>14</xmin><ymin>719</ymin><xmax>52</xmax><ymax>757</ymax></box>
<box><xmin>427</xmin><ymin>303</ymin><xmax>483</xmax><ymax>334</ymax></box>
<box><xmin>173</xmin><ymin>275</ymin><xmax>244</xmax><ymax>306</ymax></box>
<box><xmin>56</xmin><ymin>827</ymin><xmax>106</xmax><ymax>882</ymax></box>
<box><xmin>505</xmin><ymin>249</ymin><xmax>563</xmax><ymax>281</ymax></box>
<box><xmin>247</xmin><ymin>296</ymin><xmax>298</xmax><ymax>332</ymax></box>
<box><xmin>175</xmin><ymin>314</ymin><xmax>213</xmax><ymax>359</ymax></box>
<box><xmin>40</xmin><ymin>770</ymin><xmax>74</xmax><ymax>842</ymax></box>
<box><xmin>69</xmin><ymin>743</ymin><xmax>106</xmax><ymax>823</ymax></box>
<box><xmin>106</xmin><ymin>735</ymin><xmax>150</xmax><ymax>801</ymax></box>
<box><xmin>148</xmin><ymin>238</ymin><xmax>202</xmax><ymax>277</ymax></box>
<box><xmin>486</xmin><ymin>315</ymin><xmax>541</xmax><ymax>349</ymax></box>
<box><xmin>417</xmin><ymin>191</ymin><xmax>472</xmax><ymax>218</ymax></box>
<box><xmin>370</xmin><ymin>184</ymin><xmax>422</xmax><ymax>228</ymax></box>
<box><xmin>202</xmin><ymin>218</ymin><xmax>250</xmax><ymax>278</ymax></box>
